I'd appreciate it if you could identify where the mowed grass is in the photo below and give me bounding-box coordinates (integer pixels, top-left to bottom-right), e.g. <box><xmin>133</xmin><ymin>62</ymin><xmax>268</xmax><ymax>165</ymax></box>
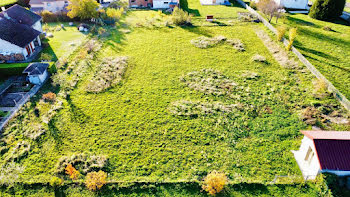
<box><xmin>270</xmin><ymin>13</ymin><xmax>350</xmax><ymax>99</ymax></box>
<box><xmin>0</xmin><ymin>0</ymin><xmax>17</xmax><ymax>6</ymax></box>
<box><xmin>4</xmin><ymin>21</ymin><xmax>349</xmax><ymax>184</ymax></box>
<box><xmin>40</xmin><ymin>23</ymin><xmax>88</xmax><ymax>61</ymax></box>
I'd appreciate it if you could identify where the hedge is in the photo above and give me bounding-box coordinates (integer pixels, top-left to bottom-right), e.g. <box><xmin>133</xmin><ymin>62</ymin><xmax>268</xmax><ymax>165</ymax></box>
<box><xmin>0</xmin><ymin>62</ymin><xmax>55</xmax><ymax>77</ymax></box>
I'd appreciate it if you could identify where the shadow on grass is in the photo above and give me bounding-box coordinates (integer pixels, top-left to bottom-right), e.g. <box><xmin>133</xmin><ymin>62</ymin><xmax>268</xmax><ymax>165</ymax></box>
<box><xmin>181</xmin><ymin>0</ymin><xmax>200</xmax><ymax>16</ymax></box>
<box><xmin>66</xmin><ymin>94</ymin><xmax>90</xmax><ymax>124</ymax></box>
<box><xmin>36</xmin><ymin>42</ymin><xmax>58</xmax><ymax>62</ymax></box>
<box><xmin>181</xmin><ymin>26</ymin><xmax>213</xmax><ymax>37</ymax></box>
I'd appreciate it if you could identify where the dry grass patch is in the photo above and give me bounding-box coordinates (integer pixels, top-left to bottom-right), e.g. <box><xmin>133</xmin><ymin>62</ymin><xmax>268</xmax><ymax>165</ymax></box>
<box><xmin>86</xmin><ymin>57</ymin><xmax>128</xmax><ymax>93</ymax></box>
<box><xmin>191</xmin><ymin>36</ymin><xmax>227</xmax><ymax>49</ymax></box>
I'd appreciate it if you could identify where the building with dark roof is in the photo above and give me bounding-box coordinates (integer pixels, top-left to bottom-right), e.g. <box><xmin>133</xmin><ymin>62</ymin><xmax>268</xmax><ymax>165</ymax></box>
<box><xmin>23</xmin><ymin>63</ymin><xmax>49</xmax><ymax>84</ymax></box>
<box><xmin>0</xmin><ymin>5</ymin><xmax>42</xmax><ymax>61</ymax></box>
<box><xmin>30</xmin><ymin>0</ymin><xmax>69</xmax><ymax>13</ymax></box>
<box><xmin>292</xmin><ymin>130</ymin><xmax>350</xmax><ymax>180</ymax></box>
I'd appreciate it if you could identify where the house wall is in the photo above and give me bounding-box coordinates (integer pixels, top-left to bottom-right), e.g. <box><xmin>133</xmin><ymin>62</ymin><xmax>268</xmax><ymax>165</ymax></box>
<box><xmin>129</xmin><ymin>0</ymin><xmax>153</xmax><ymax>8</ymax></box>
<box><xmin>292</xmin><ymin>136</ymin><xmax>321</xmax><ymax>180</ymax></box>
<box><xmin>29</xmin><ymin>70</ymin><xmax>48</xmax><ymax>85</ymax></box>
<box><xmin>32</xmin><ymin>20</ymin><xmax>43</xmax><ymax>33</ymax></box>
<box><xmin>153</xmin><ymin>0</ymin><xmax>171</xmax><ymax>8</ymax></box>
<box><xmin>253</xmin><ymin>0</ymin><xmax>308</xmax><ymax>9</ymax></box>
<box><xmin>43</xmin><ymin>1</ymin><xmax>66</xmax><ymax>12</ymax></box>
<box><xmin>200</xmin><ymin>0</ymin><xmax>225</xmax><ymax>5</ymax></box>
<box><xmin>0</xmin><ymin>39</ymin><xmax>25</xmax><ymax>55</ymax></box>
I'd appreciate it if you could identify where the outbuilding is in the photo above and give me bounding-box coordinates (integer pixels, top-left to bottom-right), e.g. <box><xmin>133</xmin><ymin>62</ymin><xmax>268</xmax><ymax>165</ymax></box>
<box><xmin>292</xmin><ymin>130</ymin><xmax>350</xmax><ymax>180</ymax></box>
<box><xmin>23</xmin><ymin>63</ymin><xmax>50</xmax><ymax>85</ymax></box>
<box><xmin>253</xmin><ymin>0</ymin><xmax>308</xmax><ymax>10</ymax></box>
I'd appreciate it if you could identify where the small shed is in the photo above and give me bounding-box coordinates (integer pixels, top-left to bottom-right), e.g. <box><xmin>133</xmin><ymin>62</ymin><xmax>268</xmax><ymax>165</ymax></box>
<box><xmin>206</xmin><ymin>15</ymin><xmax>214</xmax><ymax>22</ymax></box>
<box><xmin>23</xmin><ymin>63</ymin><xmax>49</xmax><ymax>85</ymax></box>
<box><xmin>292</xmin><ymin>130</ymin><xmax>350</xmax><ymax>180</ymax></box>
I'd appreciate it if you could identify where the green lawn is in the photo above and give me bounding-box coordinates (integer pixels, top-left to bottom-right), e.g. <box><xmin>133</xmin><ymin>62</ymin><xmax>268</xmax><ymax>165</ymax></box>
<box><xmin>39</xmin><ymin>23</ymin><xmax>88</xmax><ymax>61</ymax></box>
<box><xmin>0</xmin><ymin>0</ymin><xmax>17</xmax><ymax>6</ymax></box>
<box><xmin>269</xmin><ymin>13</ymin><xmax>350</xmax><ymax>99</ymax></box>
<box><xmin>0</xmin><ymin>0</ymin><xmax>349</xmax><ymax>196</ymax></box>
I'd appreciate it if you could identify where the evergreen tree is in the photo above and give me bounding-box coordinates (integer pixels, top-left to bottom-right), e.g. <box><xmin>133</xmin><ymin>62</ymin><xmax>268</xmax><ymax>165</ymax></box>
<box><xmin>309</xmin><ymin>0</ymin><xmax>346</xmax><ymax>21</ymax></box>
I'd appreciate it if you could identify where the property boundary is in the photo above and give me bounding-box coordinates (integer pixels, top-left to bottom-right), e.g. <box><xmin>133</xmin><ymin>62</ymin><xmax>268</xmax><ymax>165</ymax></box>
<box><xmin>235</xmin><ymin>0</ymin><xmax>350</xmax><ymax>111</ymax></box>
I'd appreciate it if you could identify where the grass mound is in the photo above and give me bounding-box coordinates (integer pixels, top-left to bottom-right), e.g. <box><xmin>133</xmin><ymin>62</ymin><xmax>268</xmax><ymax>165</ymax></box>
<box><xmin>190</xmin><ymin>36</ymin><xmax>227</xmax><ymax>48</ymax></box>
<box><xmin>169</xmin><ymin>100</ymin><xmax>244</xmax><ymax>117</ymax></box>
<box><xmin>227</xmin><ymin>39</ymin><xmax>245</xmax><ymax>51</ymax></box>
<box><xmin>86</xmin><ymin>57</ymin><xmax>128</xmax><ymax>93</ymax></box>
<box><xmin>56</xmin><ymin>153</ymin><xmax>108</xmax><ymax>174</ymax></box>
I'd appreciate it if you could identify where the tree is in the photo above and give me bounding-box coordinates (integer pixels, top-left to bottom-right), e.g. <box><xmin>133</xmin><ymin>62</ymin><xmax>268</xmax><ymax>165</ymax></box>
<box><xmin>202</xmin><ymin>171</ymin><xmax>228</xmax><ymax>196</ymax></box>
<box><xmin>85</xmin><ymin>171</ymin><xmax>107</xmax><ymax>191</ymax></box>
<box><xmin>17</xmin><ymin>0</ymin><xmax>31</xmax><ymax>8</ymax></box>
<box><xmin>65</xmin><ymin>164</ymin><xmax>80</xmax><ymax>180</ymax></box>
<box><xmin>309</xmin><ymin>0</ymin><xmax>346</xmax><ymax>21</ymax></box>
<box><xmin>67</xmin><ymin>0</ymin><xmax>100</xmax><ymax>20</ymax></box>
<box><xmin>257</xmin><ymin>0</ymin><xmax>280</xmax><ymax>23</ymax></box>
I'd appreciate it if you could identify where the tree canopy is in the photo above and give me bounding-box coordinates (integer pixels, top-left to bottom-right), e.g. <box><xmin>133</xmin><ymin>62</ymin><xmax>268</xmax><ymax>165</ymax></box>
<box><xmin>309</xmin><ymin>0</ymin><xmax>346</xmax><ymax>21</ymax></box>
<box><xmin>67</xmin><ymin>0</ymin><xmax>100</xmax><ymax>20</ymax></box>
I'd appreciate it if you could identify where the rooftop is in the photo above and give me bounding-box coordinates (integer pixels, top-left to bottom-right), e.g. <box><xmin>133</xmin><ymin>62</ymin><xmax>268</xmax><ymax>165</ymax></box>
<box><xmin>301</xmin><ymin>130</ymin><xmax>350</xmax><ymax>140</ymax></box>
<box><xmin>0</xmin><ymin>4</ymin><xmax>41</xmax><ymax>26</ymax></box>
<box><xmin>23</xmin><ymin>63</ymin><xmax>49</xmax><ymax>75</ymax></box>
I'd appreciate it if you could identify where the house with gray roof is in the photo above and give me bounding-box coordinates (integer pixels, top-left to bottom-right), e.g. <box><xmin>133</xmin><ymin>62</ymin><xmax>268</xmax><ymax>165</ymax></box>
<box><xmin>23</xmin><ymin>63</ymin><xmax>49</xmax><ymax>85</ymax></box>
<box><xmin>30</xmin><ymin>0</ymin><xmax>69</xmax><ymax>13</ymax></box>
<box><xmin>0</xmin><ymin>5</ymin><xmax>43</xmax><ymax>61</ymax></box>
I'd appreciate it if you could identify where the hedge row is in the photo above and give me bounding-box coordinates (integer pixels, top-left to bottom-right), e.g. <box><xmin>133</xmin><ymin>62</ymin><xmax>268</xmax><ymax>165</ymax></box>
<box><xmin>0</xmin><ymin>62</ymin><xmax>56</xmax><ymax>78</ymax></box>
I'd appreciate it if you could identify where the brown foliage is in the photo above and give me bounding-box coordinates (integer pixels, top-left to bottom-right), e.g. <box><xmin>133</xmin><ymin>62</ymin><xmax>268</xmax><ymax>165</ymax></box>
<box><xmin>202</xmin><ymin>171</ymin><xmax>228</xmax><ymax>195</ymax></box>
<box><xmin>85</xmin><ymin>171</ymin><xmax>107</xmax><ymax>191</ymax></box>
<box><xmin>42</xmin><ymin>92</ymin><xmax>56</xmax><ymax>103</ymax></box>
<box><xmin>65</xmin><ymin>164</ymin><xmax>80</xmax><ymax>180</ymax></box>
<box><xmin>257</xmin><ymin>0</ymin><xmax>280</xmax><ymax>23</ymax></box>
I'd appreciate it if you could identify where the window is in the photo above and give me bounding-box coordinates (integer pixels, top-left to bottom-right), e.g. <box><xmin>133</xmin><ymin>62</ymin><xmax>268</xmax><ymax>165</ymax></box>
<box><xmin>47</xmin><ymin>3</ymin><xmax>51</xmax><ymax>6</ymax></box>
<box><xmin>304</xmin><ymin>147</ymin><xmax>315</xmax><ymax>165</ymax></box>
<box><xmin>164</xmin><ymin>2</ymin><xmax>169</xmax><ymax>4</ymax></box>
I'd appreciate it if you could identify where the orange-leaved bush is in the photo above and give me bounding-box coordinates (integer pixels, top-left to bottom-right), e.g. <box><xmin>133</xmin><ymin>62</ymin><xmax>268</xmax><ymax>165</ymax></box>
<box><xmin>85</xmin><ymin>170</ymin><xmax>107</xmax><ymax>191</ymax></box>
<box><xmin>202</xmin><ymin>171</ymin><xmax>227</xmax><ymax>195</ymax></box>
<box><xmin>42</xmin><ymin>92</ymin><xmax>56</xmax><ymax>102</ymax></box>
<box><xmin>65</xmin><ymin>164</ymin><xmax>80</xmax><ymax>180</ymax></box>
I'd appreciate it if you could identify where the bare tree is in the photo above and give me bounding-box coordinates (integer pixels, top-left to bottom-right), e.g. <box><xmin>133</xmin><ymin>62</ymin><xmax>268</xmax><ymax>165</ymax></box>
<box><xmin>257</xmin><ymin>0</ymin><xmax>281</xmax><ymax>23</ymax></box>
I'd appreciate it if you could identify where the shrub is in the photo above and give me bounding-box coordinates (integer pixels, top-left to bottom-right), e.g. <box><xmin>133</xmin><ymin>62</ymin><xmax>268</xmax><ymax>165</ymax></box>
<box><xmin>0</xmin><ymin>110</ymin><xmax>7</xmax><ymax>117</ymax></box>
<box><xmin>85</xmin><ymin>171</ymin><xmax>107</xmax><ymax>191</ymax></box>
<box><xmin>8</xmin><ymin>141</ymin><xmax>31</xmax><ymax>162</ymax></box>
<box><xmin>57</xmin><ymin>153</ymin><xmax>108</xmax><ymax>174</ymax></box>
<box><xmin>276</xmin><ymin>26</ymin><xmax>286</xmax><ymax>41</ymax></box>
<box><xmin>49</xmin><ymin>177</ymin><xmax>63</xmax><ymax>188</ymax></box>
<box><xmin>41</xmin><ymin>10</ymin><xmax>54</xmax><ymax>23</ymax></box>
<box><xmin>0</xmin><ymin>162</ymin><xmax>25</xmax><ymax>186</ymax></box>
<box><xmin>67</xmin><ymin>0</ymin><xmax>99</xmax><ymax>20</ymax></box>
<box><xmin>42</xmin><ymin>92</ymin><xmax>56</xmax><ymax>102</ymax></box>
<box><xmin>39</xmin><ymin>53</ymin><xmax>53</xmax><ymax>61</ymax></box>
<box><xmin>286</xmin><ymin>27</ymin><xmax>297</xmax><ymax>51</ymax></box>
<box><xmin>309</xmin><ymin>0</ymin><xmax>346</xmax><ymax>21</ymax></box>
<box><xmin>65</xmin><ymin>164</ymin><xmax>80</xmax><ymax>180</ymax></box>
<box><xmin>171</xmin><ymin>7</ymin><xmax>192</xmax><ymax>26</ymax></box>
<box><xmin>106</xmin><ymin>7</ymin><xmax>124</xmax><ymax>21</ymax></box>
<box><xmin>202</xmin><ymin>171</ymin><xmax>228</xmax><ymax>196</ymax></box>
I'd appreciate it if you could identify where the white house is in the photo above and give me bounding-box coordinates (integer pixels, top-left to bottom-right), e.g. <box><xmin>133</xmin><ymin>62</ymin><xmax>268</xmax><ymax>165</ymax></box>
<box><xmin>23</xmin><ymin>63</ymin><xmax>50</xmax><ymax>85</ymax></box>
<box><xmin>30</xmin><ymin>0</ymin><xmax>69</xmax><ymax>13</ymax></box>
<box><xmin>253</xmin><ymin>0</ymin><xmax>308</xmax><ymax>10</ymax></box>
<box><xmin>153</xmin><ymin>0</ymin><xmax>179</xmax><ymax>9</ymax></box>
<box><xmin>200</xmin><ymin>0</ymin><xmax>225</xmax><ymax>6</ymax></box>
<box><xmin>292</xmin><ymin>130</ymin><xmax>350</xmax><ymax>180</ymax></box>
<box><xmin>0</xmin><ymin>5</ymin><xmax>43</xmax><ymax>61</ymax></box>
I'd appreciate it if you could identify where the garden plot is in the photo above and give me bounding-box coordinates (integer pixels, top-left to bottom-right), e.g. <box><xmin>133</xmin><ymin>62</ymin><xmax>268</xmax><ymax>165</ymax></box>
<box><xmin>2</xmin><ymin>23</ymin><xmax>349</xmax><ymax>185</ymax></box>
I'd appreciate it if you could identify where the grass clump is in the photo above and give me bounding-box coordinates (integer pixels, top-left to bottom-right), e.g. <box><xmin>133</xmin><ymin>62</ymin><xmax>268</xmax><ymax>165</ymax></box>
<box><xmin>0</xmin><ymin>162</ymin><xmax>25</xmax><ymax>186</ymax></box>
<box><xmin>86</xmin><ymin>57</ymin><xmax>128</xmax><ymax>93</ymax></box>
<box><xmin>56</xmin><ymin>153</ymin><xmax>108</xmax><ymax>175</ymax></box>
<box><xmin>276</xmin><ymin>26</ymin><xmax>287</xmax><ymax>41</ymax></box>
<box><xmin>169</xmin><ymin>100</ymin><xmax>244</xmax><ymax>117</ymax></box>
<box><xmin>171</xmin><ymin>7</ymin><xmax>192</xmax><ymax>26</ymax></box>
<box><xmin>251</xmin><ymin>54</ymin><xmax>267</xmax><ymax>63</ymax></box>
<box><xmin>191</xmin><ymin>36</ymin><xmax>227</xmax><ymax>49</ymax></box>
<box><xmin>180</xmin><ymin>69</ymin><xmax>240</xmax><ymax>96</ymax></box>
<box><xmin>7</xmin><ymin>141</ymin><xmax>30</xmax><ymax>162</ymax></box>
<box><xmin>226</xmin><ymin>39</ymin><xmax>245</xmax><ymax>51</ymax></box>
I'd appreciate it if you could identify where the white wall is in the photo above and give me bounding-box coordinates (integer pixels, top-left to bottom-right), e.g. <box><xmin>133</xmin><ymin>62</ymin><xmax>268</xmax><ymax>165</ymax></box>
<box><xmin>280</xmin><ymin>0</ymin><xmax>308</xmax><ymax>9</ymax></box>
<box><xmin>200</xmin><ymin>0</ymin><xmax>225</xmax><ymax>5</ymax></box>
<box><xmin>44</xmin><ymin>1</ymin><xmax>66</xmax><ymax>12</ymax></box>
<box><xmin>29</xmin><ymin>70</ymin><xmax>48</xmax><ymax>85</ymax></box>
<box><xmin>32</xmin><ymin>21</ymin><xmax>43</xmax><ymax>33</ymax></box>
<box><xmin>0</xmin><ymin>39</ymin><xmax>25</xmax><ymax>55</ymax></box>
<box><xmin>292</xmin><ymin>136</ymin><xmax>321</xmax><ymax>180</ymax></box>
<box><xmin>153</xmin><ymin>0</ymin><xmax>170</xmax><ymax>8</ymax></box>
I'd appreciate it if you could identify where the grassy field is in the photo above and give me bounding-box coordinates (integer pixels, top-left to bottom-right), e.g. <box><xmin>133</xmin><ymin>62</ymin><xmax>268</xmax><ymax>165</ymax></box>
<box><xmin>0</xmin><ymin>0</ymin><xmax>16</xmax><ymax>7</ymax></box>
<box><xmin>39</xmin><ymin>23</ymin><xmax>88</xmax><ymax>61</ymax></box>
<box><xmin>269</xmin><ymin>13</ymin><xmax>350</xmax><ymax>99</ymax></box>
<box><xmin>0</xmin><ymin>0</ymin><xmax>349</xmax><ymax>196</ymax></box>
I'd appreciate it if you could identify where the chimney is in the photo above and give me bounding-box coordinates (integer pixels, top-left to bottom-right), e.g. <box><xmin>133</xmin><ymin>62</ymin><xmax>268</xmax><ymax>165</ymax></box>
<box><xmin>1</xmin><ymin>7</ymin><xmax>5</xmax><ymax>11</ymax></box>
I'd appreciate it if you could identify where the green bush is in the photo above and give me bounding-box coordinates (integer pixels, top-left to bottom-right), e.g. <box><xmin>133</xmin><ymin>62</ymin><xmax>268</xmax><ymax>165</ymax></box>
<box><xmin>0</xmin><ymin>63</ymin><xmax>28</xmax><ymax>77</ymax></box>
<box><xmin>309</xmin><ymin>0</ymin><xmax>346</xmax><ymax>21</ymax></box>
<box><xmin>0</xmin><ymin>110</ymin><xmax>7</xmax><ymax>117</ymax></box>
<box><xmin>171</xmin><ymin>7</ymin><xmax>192</xmax><ymax>26</ymax></box>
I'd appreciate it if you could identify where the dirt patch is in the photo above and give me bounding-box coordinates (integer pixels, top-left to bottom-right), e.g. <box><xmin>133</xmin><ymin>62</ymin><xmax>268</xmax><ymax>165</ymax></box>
<box><xmin>255</xmin><ymin>29</ymin><xmax>299</xmax><ymax>69</ymax></box>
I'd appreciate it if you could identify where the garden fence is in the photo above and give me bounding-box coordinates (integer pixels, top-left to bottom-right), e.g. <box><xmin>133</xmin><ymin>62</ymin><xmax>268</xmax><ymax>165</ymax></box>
<box><xmin>235</xmin><ymin>0</ymin><xmax>350</xmax><ymax>111</ymax></box>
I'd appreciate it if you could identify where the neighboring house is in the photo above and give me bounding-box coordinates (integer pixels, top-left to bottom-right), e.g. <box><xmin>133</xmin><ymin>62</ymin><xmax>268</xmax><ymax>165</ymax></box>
<box><xmin>129</xmin><ymin>0</ymin><xmax>178</xmax><ymax>9</ymax></box>
<box><xmin>292</xmin><ymin>130</ymin><xmax>350</xmax><ymax>180</ymax></box>
<box><xmin>30</xmin><ymin>0</ymin><xmax>69</xmax><ymax>13</ymax></box>
<box><xmin>200</xmin><ymin>0</ymin><xmax>225</xmax><ymax>6</ymax></box>
<box><xmin>0</xmin><ymin>5</ymin><xmax>43</xmax><ymax>61</ymax></box>
<box><xmin>23</xmin><ymin>63</ymin><xmax>49</xmax><ymax>85</ymax></box>
<box><xmin>253</xmin><ymin>0</ymin><xmax>308</xmax><ymax>10</ymax></box>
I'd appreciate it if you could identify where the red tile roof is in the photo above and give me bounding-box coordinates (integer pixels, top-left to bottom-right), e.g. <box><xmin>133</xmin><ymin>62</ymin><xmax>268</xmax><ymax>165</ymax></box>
<box><xmin>302</xmin><ymin>130</ymin><xmax>350</xmax><ymax>171</ymax></box>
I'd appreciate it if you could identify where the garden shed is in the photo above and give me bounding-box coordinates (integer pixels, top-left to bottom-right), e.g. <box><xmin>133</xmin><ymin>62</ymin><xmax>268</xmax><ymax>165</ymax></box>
<box><xmin>22</xmin><ymin>63</ymin><xmax>49</xmax><ymax>85</ymax></box>
<box><xmin>292</xmin><ymin>130</ymin><xmax>350</xmax><ymax>180</ymax></box>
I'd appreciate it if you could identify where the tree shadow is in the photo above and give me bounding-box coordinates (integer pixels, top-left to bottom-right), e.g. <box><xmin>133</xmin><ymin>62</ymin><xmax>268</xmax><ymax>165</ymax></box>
<box><xmin>181</xmin><ymin>0</ymin><xmax>201</xmax><ymax>16</ymax></box>
<box><xmin>294</xmin><ymin>44</ymin><xmax>339</xmax><ymax>62</ymax></box>
<box><xmin>66</xmin><ymin>94</ymin><xmax>90</xmax><ymax>124</ymax></box>
<box><xmin>297</xmin><ymin>27</ymin><xmax>350</xmax><ymax>47</ymax></box>
<box><xmin>181</xmin><ymin>26</ymin><xmax>213</xmax><ymax>37</ymax></box>
<box><xmin>48</xmin><ymin>118</ymin><xmax>63</xmax><ymax>146</ymax></box>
